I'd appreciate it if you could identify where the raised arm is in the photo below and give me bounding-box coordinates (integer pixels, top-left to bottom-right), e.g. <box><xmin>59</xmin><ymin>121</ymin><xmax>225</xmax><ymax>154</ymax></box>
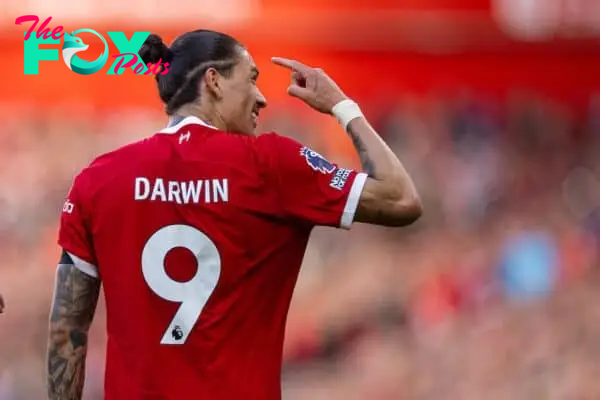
<box><xmin>47</xmin><ymin>250</ymin><xmax>100</xmax><ymax>400</ymax></box>
<box><xmin>344</xmin><ymin>116</ymin><xmax>421</xmax><ymax>226</ymax></box>
<box><xmin>271</xmin><ymin>57</ymin><xmax>422</xmax><ymax>227</ymax></box>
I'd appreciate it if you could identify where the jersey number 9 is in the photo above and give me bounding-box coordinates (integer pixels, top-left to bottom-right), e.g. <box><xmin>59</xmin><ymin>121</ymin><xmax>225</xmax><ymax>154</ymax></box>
<box><xmin>142</xmin><ymin>224</ymin><xmax>221</xmax><ymax>345</ymax></box>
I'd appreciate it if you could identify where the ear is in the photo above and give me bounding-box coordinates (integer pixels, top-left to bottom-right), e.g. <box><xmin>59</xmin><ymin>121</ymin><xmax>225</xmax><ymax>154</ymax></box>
<box><xmin>203</xmin><ymin>67</ymin><xmax>223</xmax><ymax>100</ymax></box>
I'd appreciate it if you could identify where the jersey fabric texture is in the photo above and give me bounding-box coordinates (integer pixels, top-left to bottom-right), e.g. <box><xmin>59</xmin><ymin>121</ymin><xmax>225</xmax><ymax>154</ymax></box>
<box><xmin>58</xmin><ymin>116</ymin><xmax>367</xmax><ymax>400</ymax></box>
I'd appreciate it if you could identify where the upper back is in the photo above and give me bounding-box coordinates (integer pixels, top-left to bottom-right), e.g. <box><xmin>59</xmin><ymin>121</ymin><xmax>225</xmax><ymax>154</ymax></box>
<box><xmin>79</xmin><ymin>118</ymin><xmax>296</xmax><ymax>316</ymax></box>
<box><xmin>85</xmin><ymin>117</ymin><xmax>274</xmax><ymax>228</ymax></box>
<box><xmin>57</xmin><ymin>116</ymin><xmax>367</xmax><ymax>397</ymax></box>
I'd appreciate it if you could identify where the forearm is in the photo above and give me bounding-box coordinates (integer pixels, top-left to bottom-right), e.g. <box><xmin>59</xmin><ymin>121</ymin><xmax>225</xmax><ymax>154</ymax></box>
<box><xmin>346</xmin><ymin>117</ymin><xmax>408</xmax><ymax>181</ymax></box>
<box><xmin>271</xmin><ymin>57</ymin><xmax>422</xmax><ymax>226</ymax></box>
<box><xmin>47</xmin><ymin>323</ymin><xmax>89</xmax><ymax>400</ymax></box>
<box><xmin>341</xmin><ymin>108</ymin><xmax>422</xmax><ymax>226</ymax></box>
<box><xmin>47</xmin><ymin>260</ymin><xmax>100</xmax><ymax>400</ymax></box>
<box><xmin>347</xmin><ymin>117</ymin><xmax>419</xmax><ymax>206</ymax></box>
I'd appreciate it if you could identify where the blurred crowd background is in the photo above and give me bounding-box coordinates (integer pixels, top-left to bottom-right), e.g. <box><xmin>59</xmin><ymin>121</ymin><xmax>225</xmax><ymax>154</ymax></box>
<box><xmin>2</xmin><ymin>0</ymin><xmax>600</xmax><ymax>399</ymax></box>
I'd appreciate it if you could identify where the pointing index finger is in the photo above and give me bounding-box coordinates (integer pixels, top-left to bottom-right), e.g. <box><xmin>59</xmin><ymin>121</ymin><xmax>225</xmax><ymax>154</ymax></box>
<box><xmin>271</xmin><ymin>57</ymin><xmax>310</xmax><ymax>73</ymax></box>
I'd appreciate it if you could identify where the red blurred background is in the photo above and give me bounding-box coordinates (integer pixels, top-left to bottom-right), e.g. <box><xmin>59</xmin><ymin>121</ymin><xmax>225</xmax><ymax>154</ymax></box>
<box><xmin>2</xmin><ymin>0</ymin><xmax>598</xmax><ymax>110</ymax></box>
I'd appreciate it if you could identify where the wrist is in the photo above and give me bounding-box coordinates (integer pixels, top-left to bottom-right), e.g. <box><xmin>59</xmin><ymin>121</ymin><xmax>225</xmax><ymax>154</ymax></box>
<box><xmin>332</xmin><ymin>99</ymin><xmax>363</xmax><ymax>131</ymax></box>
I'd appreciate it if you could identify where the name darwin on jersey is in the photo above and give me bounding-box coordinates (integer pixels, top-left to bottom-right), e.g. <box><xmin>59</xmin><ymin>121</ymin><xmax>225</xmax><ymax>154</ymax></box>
<box><xmin>134</xmin><ymin>177</ymin><xmax>229</xmax><ymax>204</ymax></box>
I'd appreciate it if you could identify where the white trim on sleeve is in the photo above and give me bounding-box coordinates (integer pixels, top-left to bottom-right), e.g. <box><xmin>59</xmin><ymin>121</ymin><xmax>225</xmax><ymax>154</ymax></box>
<box><xmin>340</xmin><ymin>172</ymin><xmax>368</xmax><ymax>229</ymax></box>
<box><xmin>66</xmin><ymin>252</ymin><xmax>99</xmax><ymax>278</ymax></box>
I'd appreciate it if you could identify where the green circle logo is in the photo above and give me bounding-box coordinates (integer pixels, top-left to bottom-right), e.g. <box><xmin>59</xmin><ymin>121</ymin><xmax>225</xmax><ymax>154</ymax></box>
<box><xmin>61</xmin><ymin>29</ymin><xmax>109</xmax><ymax>75</ymax></box>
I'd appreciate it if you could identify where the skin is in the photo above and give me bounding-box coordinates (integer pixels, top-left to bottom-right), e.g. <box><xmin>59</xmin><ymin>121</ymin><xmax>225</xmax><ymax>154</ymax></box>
<box><xmin>47</xmin><ymin>258</ymin><xmax>100</xmax><ymax>400</ymax></box>
<box><xmin>0</xmin><ymin>293</ymin><xmax>4</xmax><ymax>313</ymax></box>
<box><xmin>271</xmin><ymin>57</ymin><xmax>422</xmax><ymax>226</ymax></box>
<box><xmin>44</xmin><ymin>46</ymin><xmax>269</xmax><ymax>400</ymax></box>
<box><xmin>44</xmin><ymin>46</ymin><xmax>422</xmax><ymax>400</ymax></box>
<box><xmin>176</xmin><ymin>48</ymin><xmax>421</xmax><ymax>226</ymax></box>
<box><xmin>174</xmin><ymin>47</ymin><xmax>267</xmax><ymax>136</ymax></box>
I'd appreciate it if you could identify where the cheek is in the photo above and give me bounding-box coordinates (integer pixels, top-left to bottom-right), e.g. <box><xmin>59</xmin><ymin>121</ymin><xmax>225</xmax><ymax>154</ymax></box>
<box><xmin>222</xmin><ymin>82</ymin><xmax>255</xmax><ymax>121</ymax></box>
<box><xmin>241</xmin><ymin>83</ymin><xmax>255</xmax><ymax>101</ymax></box>
<box><xmin>237</xmin><ymin>85</ymin><xmax>256</xmax><ymax>112</ymax></box>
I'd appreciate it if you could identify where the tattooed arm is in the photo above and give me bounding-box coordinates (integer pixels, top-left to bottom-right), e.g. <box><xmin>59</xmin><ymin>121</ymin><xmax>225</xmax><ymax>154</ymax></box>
<box><xmin>47</xmin><ymin>250</ymin><xmax>100</xmax><ymax>400</ymax></box>
<box><xmin>346</xmin><ymin>117</ymin><xmax>422</xmax><ymax>226</ymax></box>
<box><xmin>270</xmin><ymin>57</ymin><xmax>422</xmax><ymax>227</ymax></box>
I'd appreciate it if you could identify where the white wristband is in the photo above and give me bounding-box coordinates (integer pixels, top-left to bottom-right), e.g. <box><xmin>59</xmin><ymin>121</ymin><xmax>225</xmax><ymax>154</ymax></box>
<box><xmin>332</xmin><ymin>99</ymin><xmax>363</xmax><ymax>131</ymax></box>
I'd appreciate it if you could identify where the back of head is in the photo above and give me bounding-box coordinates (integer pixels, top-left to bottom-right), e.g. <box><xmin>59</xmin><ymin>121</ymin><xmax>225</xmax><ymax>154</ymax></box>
<box><xmin>139</xmin><ymin>30</ymin><xmax>241</xmax><ymax>115</ymax></box>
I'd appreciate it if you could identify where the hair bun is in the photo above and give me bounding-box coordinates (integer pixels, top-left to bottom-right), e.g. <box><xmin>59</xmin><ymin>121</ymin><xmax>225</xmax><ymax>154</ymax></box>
<box><xmin>139</xmin><ymin>34</ymin><xmax>172</xmax><ymax>65</ymax></box>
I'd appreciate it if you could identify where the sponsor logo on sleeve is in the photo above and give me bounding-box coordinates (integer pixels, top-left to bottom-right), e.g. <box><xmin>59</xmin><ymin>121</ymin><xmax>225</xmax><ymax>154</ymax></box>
<box><xmin>62</xmin><ymin>199</ymin><xmax>74</xmax><ymax>214</ymax></box>
<box><xmin>330</xmin><ymin>168</ymin><xmax>352</xmax><ymax>190</ymax></box>
<box><xmin>300</xmin><ymin>147</ymin><xmax>336</xmax><ymax>174</ymax></box>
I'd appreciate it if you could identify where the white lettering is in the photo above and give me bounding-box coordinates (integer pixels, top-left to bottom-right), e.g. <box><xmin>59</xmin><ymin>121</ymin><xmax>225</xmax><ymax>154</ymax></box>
<box><xmin>204</xmin><ymin>180</ymin><xmax>211</xmax><ymax>203</ymax></box>
<box><xmin>135</xmin><ymin>177</ymin><xmax>150</xmax><ymax>200</ymax></box>
<box><xmin>213</xmin><ymin>179</ymin><xmax>228</xmax><ymax>202</ymax></box>
<box><xmin>62</xmin><ymin>200</ymin><xmax>74</xmax><ymax>214</ymax></box>
<box><xmin>150</xmin><ymin>178</ymin><xmax>167</xmax><ymax>202</ymax></box>
<box><xmin>179</xmin><ymin>131</ymin><xmax>191</xmax><ymax>144</ymax></box>
<box><xmin>181</xmin><ymin>181</ymin><xmax>202</xmax><ymax>204</ymax></box>
<box><xmin>134</xmin><ymin>177</ymin><xmax>229</xmax><ymax>204</ymax></box>
<box><xmin>330</xmin><ymin>169</ymin><xmax>352</xmax><ymax>190</ymax></box>
<box><xmin>168</xmin><ymin>181</ymin><xmax>182</xmax><ymax>204</ymax></box>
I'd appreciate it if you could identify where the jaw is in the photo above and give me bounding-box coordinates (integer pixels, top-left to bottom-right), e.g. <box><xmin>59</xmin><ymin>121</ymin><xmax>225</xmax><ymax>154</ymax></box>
<box><xmin>230</xmin><ymin>120</ymin><xmax>257</xmax><ymax>136</ymax></box>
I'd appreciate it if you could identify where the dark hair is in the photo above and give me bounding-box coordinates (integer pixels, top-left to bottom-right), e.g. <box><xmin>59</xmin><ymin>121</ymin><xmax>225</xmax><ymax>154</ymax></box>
<box><xmin>139</xmin><ymin>30</ymin><xmax>242</xmax><ymax>115</ymax></box>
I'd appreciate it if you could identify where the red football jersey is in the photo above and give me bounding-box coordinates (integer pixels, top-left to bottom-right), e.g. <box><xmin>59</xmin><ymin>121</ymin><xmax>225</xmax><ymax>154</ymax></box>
<box><xmin>58</xmin><ymin>116</ymin><xmax>367</xmax><ymax>400</ymax></box>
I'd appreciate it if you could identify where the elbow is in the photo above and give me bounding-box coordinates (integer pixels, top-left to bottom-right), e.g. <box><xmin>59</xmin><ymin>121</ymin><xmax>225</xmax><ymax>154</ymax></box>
<box><xmin>357</xmin><ymin>179</ymin><xmax>423</xmax><ymax>227</ymax></box>
<box><xmin>392</xmin><ymin>197</ymin><xmax>423</xmax><ymax>226</ymax></box>
<box><xmin>386</xmin><ymin>191</ymin><xmax>423</xmax><ymax>227</ymax></box>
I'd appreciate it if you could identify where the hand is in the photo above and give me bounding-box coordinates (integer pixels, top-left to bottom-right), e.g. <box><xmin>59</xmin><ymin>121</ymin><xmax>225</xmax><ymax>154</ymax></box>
<box><xmin>271</xmin><ymin>57</ymin><xmax>349</xmax><ymax>114</ymax></box>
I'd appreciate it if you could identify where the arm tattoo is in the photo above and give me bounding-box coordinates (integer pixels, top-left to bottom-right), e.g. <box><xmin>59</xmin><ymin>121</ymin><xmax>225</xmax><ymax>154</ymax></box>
<box><xmin>47</xmin><ymin>258</ymin><xmax>100</xmax><ymax>400</ymax></box>
<box><xmin>347</xmin><ymin>126</ymin><xmax>375</xmax><ymax>176</ymax></box>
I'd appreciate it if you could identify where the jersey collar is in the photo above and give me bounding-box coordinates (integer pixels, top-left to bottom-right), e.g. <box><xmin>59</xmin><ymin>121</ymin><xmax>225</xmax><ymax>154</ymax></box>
<box><xmin>158</xmin><ymin>116</ymin><xmax>217</xmax><ymax>134</ymax></box>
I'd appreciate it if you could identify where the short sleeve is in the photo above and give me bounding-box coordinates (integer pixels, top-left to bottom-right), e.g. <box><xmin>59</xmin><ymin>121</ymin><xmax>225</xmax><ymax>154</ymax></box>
<box><xmin>58</xmin><ymin>173</ymin><xmax>99</xmax><ymax>277</ymax></box>
<box><xmin>256</xmin><ymin>133</ymin><xmax>367</xmax><ymax>229</ymax></box>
